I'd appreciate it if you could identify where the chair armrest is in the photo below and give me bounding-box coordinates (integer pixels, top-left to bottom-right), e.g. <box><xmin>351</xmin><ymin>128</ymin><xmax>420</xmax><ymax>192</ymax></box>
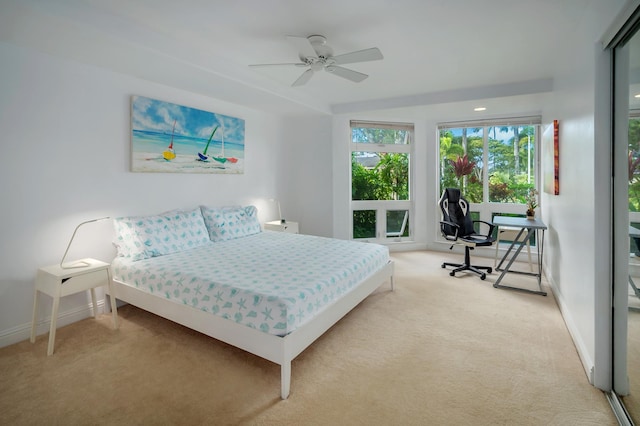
<box><xmin>440</xmin><ymin>220</ymin><xmax>460</xmax><ymax>241</ymax></box>
<box><xmin>472</xmin><ymin>220</ymin><xmax>495</xmax><ymax>237</ymax></box>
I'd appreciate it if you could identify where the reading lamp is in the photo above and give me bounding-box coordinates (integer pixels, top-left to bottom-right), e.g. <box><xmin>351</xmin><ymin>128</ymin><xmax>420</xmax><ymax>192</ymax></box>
<box><xmin>59</xmin><ymin>217</ymin><xmax>111</xmax><ymax>269</ymax></box>
<box><xmin>268</xmin><ymin>198</ymin><xmax>284</xmax><ymax>224</ymax></box>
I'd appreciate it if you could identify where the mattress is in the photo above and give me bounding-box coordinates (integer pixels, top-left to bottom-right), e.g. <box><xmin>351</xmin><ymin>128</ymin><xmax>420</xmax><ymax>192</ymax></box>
<box><xmin>111</xmin><ymin>231</ymin><xmax>390</xmax><ymax>336</ymax></box>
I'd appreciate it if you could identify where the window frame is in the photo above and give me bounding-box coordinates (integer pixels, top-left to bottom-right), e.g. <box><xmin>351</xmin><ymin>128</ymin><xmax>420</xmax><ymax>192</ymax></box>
<box><xmin>436</xmin><ymin>116</ymin><xmax>542</xmax><ymax>244</ymax></box>
<box><xmin>350</xmin><ymin>120</ymin><xmax>414</xmax><ymax>243</ymax></box>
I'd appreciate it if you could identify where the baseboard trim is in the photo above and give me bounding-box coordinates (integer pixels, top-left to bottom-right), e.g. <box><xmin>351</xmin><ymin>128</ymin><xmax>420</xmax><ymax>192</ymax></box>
<box><xmin>0</xmin><ymin>299</ymin><xmax>105</xmax><ymax>349</ymax></box>
<box><xmin>545</xmin><ymin>267</ymin><xmax>595</xmax><ymax>384</ymax></box>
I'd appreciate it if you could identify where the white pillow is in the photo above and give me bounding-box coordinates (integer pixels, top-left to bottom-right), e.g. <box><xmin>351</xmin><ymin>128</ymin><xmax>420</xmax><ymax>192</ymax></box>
<box><xmin>161</xmin><ymin>208</ymin><xmax>211</xmax><ymax>252</ymax></box>
<box><xmin>201</xmin><ymin>205</ymin><xmax>262</xmax><ymax>242</ymax></box>
<box><xmin>113</xmin><ymin>207</ymin><xmax>210</xmax><ymax>261</ymax></box>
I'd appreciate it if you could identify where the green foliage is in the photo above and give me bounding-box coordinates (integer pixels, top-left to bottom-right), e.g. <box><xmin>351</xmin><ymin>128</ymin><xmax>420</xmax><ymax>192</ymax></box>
<box><xmin>352</xmin><ymin>153</ymin><xmax>409</xmax><ymax>201</ymax></box>
<box><xmin>439</xmin><ymin>125</ymin><xmax>536</xmax><ymax>205</ymax></box>
<box><xmin>353</xmin><ymin>210</ymin><xmax>376</xmax><ymax>238</ymax></box>
<box><xmin>352</xmin><ymin>158</ymin><xmax>385</xmax><ymax>200</ymax></box>
<box><xmin>630</xmin><ymin>118</ymin><xmax>640</xmax><ymax>212</ymax></box>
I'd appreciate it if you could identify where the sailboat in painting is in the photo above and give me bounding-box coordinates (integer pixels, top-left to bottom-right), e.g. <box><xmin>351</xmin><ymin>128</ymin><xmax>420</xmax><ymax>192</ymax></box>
<box><xmin>163</xmin><ymin>120</ymin><xmax>177</xmax><ymax>161</ymax></box>
<box><xmin>197</xmin><ymin>125</ymin><xmax>218</xmax><ymax>162</ymax></box>
<box><xmin>212</xmin><ymin>125</ymin><xmax>238</xmax><ymax>164</ymax></box>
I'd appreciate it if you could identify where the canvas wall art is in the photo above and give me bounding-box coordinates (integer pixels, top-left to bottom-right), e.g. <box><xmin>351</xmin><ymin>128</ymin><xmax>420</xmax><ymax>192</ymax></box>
<box><xmin>131</xmin><ymin>96</ymin><xmax>245</xmax><ymax>174</ymax></box>
<box><xmin>542</xmin><ymin>119</ymin><xmax>559</xmax><ymax>195</ymax></box>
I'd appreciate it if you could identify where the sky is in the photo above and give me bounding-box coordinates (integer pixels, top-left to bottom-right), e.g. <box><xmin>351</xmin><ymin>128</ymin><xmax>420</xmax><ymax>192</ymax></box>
<box><xmin>131</xmin><ymin>95</ymin><xmax>245</xmax><ymax>145</ymax></box>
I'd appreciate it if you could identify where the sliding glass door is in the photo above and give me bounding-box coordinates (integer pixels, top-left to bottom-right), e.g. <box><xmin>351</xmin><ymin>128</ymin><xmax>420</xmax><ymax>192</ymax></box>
<box><xmin>611</xmin><ymin>9</ymin><xmax>640</xmax><ymax>424</ymax></box>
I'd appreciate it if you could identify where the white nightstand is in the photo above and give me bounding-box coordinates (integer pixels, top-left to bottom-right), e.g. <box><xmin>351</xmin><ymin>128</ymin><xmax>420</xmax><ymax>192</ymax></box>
<box><xmin>30</xmin><ymin>258</ymin><xmax>119</xmax><ymax>355</ymax></box>
<box><xmin>264</xmin><ymin>220</ymin><xmax>299</xmax><ymax>234</ymax></box>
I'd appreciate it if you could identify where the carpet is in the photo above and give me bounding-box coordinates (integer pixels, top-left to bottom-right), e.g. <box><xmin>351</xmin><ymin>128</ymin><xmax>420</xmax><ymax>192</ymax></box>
<box><xmin>0</xmin><ymin>251</ymin><xmax>618</xmax><ymax>425</ymax></box>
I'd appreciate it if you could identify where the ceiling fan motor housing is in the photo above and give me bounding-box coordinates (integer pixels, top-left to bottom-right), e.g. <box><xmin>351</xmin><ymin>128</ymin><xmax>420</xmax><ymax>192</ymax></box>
<box><xmin>306</xmin><ymin>34</ymin><xmax>333</xmax><ymax>59</ymax></box>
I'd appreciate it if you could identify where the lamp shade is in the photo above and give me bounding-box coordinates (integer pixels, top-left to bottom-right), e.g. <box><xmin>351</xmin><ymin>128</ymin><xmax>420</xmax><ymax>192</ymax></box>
<box><xmin>59</xmin><ymin>217</ymin><xmax>111</xmax><ymax>269</ymax></box>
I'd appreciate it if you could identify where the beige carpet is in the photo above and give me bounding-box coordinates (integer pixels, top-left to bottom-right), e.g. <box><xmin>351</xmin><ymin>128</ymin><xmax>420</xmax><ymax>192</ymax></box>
<box><xmin>0</xmin><ymin>251</ymin><xmax>618</xmax><ymax>425</ymax></box>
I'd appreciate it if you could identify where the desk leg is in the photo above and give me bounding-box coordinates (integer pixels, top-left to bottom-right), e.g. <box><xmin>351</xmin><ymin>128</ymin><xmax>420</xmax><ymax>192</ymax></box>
<box><xmin>537</xmin><ymin>229</ymin><xmax>545</xmax><ymax>289</ymax></box>
<box><xmin>494</xmin><ymin>228</ymin><xmax>547</xmax><ymax>296</ymax></box>
<box><xmin>47</xmin><ymin>284</ymin><xmax>62</xmax><ymax>356</ymax></box>
<box><xmin>30</xmin><ymin>289</ymin><xmax>39</xmax><ymax>343</ymax></box>
<box><xmin>494</xmin><ymin>228</ymin><xmax>528</xmax><ymax>284</ymax></box>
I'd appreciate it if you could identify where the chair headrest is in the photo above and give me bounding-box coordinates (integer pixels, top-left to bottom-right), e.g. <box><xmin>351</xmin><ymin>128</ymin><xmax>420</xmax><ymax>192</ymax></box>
<box><xmin>444</xmin><ymin>188</ymin><xmax>461</xmax><ymax>203</ymax></box>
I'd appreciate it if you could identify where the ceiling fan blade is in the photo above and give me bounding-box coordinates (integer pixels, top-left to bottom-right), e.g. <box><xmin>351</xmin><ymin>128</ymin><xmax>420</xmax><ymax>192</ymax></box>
<box><xmin>326</xmin><ymin>66</ymin><xmax>368</xmax><ymax>83</ymax></box>
<box><xmin>249</xmin><ymin>62</ymin><xmax>307</xmax><ymax>68</ymax></box>
<box><xmin>286</xmin><ymin>35</ymin><xmax>318</xmax><ymax>59</ymax></box>
<box><xmin>292</xmin><ymin>69</ymin><xmax>314</xmax><ymax>86</ymax></box>
<box><xmin>332</xmin><ymin>47</ymin><xmax>383</xmax><ymax>65</ymax></box>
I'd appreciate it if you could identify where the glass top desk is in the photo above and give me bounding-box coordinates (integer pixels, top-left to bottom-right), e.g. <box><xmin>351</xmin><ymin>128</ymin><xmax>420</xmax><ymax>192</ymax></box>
<box><xmin>492</xmin><ymin>216</ymin><xmax>547</xmax><ymax>296</ymax></box>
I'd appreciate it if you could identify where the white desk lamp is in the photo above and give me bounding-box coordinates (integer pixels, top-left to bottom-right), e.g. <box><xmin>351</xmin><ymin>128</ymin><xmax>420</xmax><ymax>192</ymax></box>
<box><xmin>59</xmin><ymin>217</ymin><xmax>111</xmax><ymax>269</ymax></box>
<box><xmin>268</xmin><ymin>198</ymin><xmax>284</xmax><ymax>224</ymax></box>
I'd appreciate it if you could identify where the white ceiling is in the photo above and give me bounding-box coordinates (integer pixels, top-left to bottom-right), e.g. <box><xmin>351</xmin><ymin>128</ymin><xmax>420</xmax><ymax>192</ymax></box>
<box><xmin>0</xmin><ymin>0</ymin><xmax>622</xmax><ymax>116</ymax></box>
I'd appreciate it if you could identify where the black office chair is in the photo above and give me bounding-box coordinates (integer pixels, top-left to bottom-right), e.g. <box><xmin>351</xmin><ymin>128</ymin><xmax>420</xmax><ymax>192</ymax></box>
<box><xmin>439</xmin><ymin>188</ymin><xmax>496</xmax><ymax>280</ymax></box>
<box><xmin>629</xmin><ymin>237</ymin><xmax>640</xmax><ymax>299</ymax></box>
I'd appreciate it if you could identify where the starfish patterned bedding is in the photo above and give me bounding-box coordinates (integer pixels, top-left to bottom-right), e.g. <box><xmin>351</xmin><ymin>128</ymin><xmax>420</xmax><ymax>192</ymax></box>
<box><xmin>110</xmin><ymin>206</ymin><xmax>390</xmax><ymax>336</ymax></box>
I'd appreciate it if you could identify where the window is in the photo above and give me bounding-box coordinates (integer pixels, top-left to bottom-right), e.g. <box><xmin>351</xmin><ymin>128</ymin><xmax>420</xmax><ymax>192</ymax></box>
<box><xmin>438</xmin><ymin>117</ymin><xmax>540</xmax><ymax>240</ymax></box>
<box><xmin>629</xmin><ymin>113</ymin><xmax>640</xmax><ymax>214</ymax></box>
<box><xmin>351</xmin><ymin>121</ymin><xmax>413</xmax><ymax>242</ymax></box>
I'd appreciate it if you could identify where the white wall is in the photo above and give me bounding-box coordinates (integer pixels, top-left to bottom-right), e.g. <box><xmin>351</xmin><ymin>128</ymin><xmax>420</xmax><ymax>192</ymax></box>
<box><xmin>279</xmin><ymin>115</ymin><xmax>334</xmax><ymax>237</ymax></box>
<box><xmin>541</xmin><ymin>3</ymin><xmax>623</xmax><ymax>389</ymax></box>
<box><xmin>0</xmin><ymin>42</ymin><xmax>297</xmax><ymax>346</ymax></box>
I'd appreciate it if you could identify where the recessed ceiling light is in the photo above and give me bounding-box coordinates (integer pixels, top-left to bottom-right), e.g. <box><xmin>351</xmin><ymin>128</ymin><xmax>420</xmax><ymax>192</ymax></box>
<box><xmin>474</xmin><ymin>107</ymin><xmax>486</xmax><ymax>112</ymax></box>
<box><xmin>635</xmin><ymin>94</ymin><xmax>640</xmax><ymax>98</ymax></box>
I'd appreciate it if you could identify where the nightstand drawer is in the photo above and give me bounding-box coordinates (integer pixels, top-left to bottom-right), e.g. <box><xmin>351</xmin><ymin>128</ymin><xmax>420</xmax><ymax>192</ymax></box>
<box><xmin>59</xmin><ymin>270</ymin><xmax>108</xmax><ymax>296</ymax></box>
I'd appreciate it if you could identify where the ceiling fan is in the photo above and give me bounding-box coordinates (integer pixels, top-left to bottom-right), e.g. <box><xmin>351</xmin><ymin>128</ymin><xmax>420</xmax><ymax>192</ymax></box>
<box><xmin>249</xmin><ymin>35</ymin><xmax>383</xmax><ymax>87</ymax></box>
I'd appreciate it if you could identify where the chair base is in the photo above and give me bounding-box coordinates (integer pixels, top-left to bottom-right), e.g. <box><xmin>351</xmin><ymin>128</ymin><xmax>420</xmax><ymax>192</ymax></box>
<box><xmin>442</xmin><ymin>246</ymin><xmax>492</xmax><ymax>280</ymax></box>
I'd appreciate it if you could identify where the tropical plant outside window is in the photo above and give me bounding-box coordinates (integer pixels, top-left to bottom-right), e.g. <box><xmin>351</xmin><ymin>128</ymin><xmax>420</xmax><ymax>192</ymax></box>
<box><xmin>628</xmin><ymin>115</ymin><xmax>640</xmax><ymax>253</ymax></box>
<box><xmin>351</xmin><ymin>121</ymin><xmax>413</xmax><ymax>241</ymax></box>
<box><xmin>439</xmin><ymin>121</ymin><xmax>538</xmax><ymax>205</ymax></box>
<box><xmin>629</xmin><ymin>115</ymin><xmax>640</xmax><ymax>212</ymax></box>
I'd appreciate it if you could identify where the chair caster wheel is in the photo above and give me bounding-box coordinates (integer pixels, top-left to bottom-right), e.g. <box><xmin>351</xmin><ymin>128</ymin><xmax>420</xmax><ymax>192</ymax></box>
<box><xmin>441</xmin><ymin>264</ymin><xmax>446</xmax><ymax>268</ymax></box>
<box><xmin>480</xmin><ymin>273</ymin><xmax>486</xmax><ymax>280</ymax></box>
<box><xmin>450</xmin><ymin>271</ymin><xmax>455</xmax><ymax>277</ymax></box>
<box><xmin>487</xmin><ymin>268</ymin><xmax>492</xmax><ymax>274</ymax></box>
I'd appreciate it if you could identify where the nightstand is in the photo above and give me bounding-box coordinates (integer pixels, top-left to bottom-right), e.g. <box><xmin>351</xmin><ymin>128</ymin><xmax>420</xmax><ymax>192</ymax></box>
<box><xmin>30</xmin><ymin>258</ymin><xmax>119</xmax><ymax>355</ymax></box>
<box><xmin>264</xmin><ymin>220</ymin><xmax>299</xmax><ymax>234</ymax></box>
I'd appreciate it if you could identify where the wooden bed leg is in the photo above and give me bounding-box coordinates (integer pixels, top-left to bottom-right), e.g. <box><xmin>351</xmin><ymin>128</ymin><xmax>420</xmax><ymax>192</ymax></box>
<box><xmin>281</xmin><ymin>361</ymin><xmax>291</xmax><ymax>399</ymax></box>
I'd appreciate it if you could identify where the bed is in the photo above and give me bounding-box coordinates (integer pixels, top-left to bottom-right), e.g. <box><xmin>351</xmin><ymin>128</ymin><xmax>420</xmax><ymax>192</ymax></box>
<box><xmin>107</xmin><ymin>205</ymin><xmax>394</xmax><ymax>399</ymax></box>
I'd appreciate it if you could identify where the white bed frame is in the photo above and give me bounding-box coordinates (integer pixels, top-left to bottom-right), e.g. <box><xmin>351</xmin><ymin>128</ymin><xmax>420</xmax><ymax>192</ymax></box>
<box><xmin>108</xmin><ymin>260</ymin><xmax>394</xmax><ymax>399</ymax></box>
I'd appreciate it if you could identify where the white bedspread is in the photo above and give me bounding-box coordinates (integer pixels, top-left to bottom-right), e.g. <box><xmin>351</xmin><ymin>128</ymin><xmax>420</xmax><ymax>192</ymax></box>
<box><xmin>111</xmin><ymin>231</ymin><xmax>389</xmax><ymax>336</ymax></box>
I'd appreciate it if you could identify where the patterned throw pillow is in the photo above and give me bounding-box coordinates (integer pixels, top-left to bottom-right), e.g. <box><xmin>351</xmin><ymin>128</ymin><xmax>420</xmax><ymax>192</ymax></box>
<box><xmin>113</xmin><ymin>208</ymin><xmax>210</xmax><ymax>261</ymax></box>
<box><xmin>201</xmin><ymin>205</ymin><xmax>262</xmax><ymax>242</ymax></box>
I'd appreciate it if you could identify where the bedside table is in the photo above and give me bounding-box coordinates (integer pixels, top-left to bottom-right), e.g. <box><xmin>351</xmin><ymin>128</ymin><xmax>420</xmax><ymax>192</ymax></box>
<box><xmin>30</xmin><ymin>258</ymin><xmax>119</xmax><ymax>355</ymax></box>
<box><xmin>264</xmin><ymin>220</ymin><xmax>299</xmax><ymax>234</ymax></box>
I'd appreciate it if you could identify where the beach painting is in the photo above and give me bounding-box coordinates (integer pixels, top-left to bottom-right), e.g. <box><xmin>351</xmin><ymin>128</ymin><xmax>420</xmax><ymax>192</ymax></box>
<box><xmin>131</xmin><ymin>95</ymin><xmax>245</xmax><ymax>174</ymax></box>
